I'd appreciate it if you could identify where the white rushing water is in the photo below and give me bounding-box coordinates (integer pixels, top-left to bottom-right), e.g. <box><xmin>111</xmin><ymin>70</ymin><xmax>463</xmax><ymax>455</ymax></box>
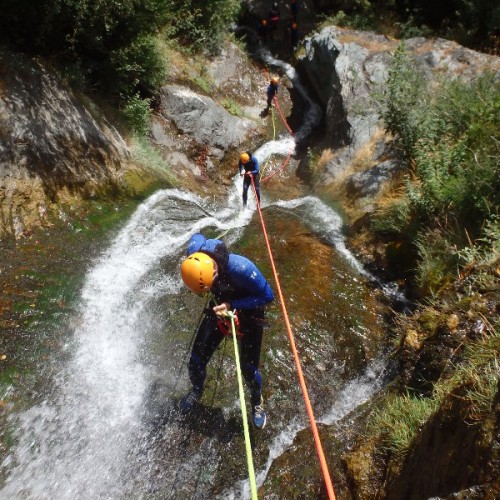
<box><xmin>1</xmin><ymin>49</ymin><xmax>389</xmax><ymax>499</ymax></box>
<box><xmin>223</xmin><ymin>357</ymin><xmax>388</xmax><ymax>499</ymax></box>
<box><xmin>1</xmin><ymin>185</ymin><xmax>377</xmax><ymax>498</ymax></box>
<box><xmin>0</xmin><ymin>188</ymin><xmax>253</xmax><ymax>498</ymax></box>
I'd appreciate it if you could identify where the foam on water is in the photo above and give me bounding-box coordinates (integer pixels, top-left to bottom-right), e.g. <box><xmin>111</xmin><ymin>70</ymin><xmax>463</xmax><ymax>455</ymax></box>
<box><xmin>1</xmin><ymin>49</ymin><xmax>394</xmax><ymax>499</ymax></box>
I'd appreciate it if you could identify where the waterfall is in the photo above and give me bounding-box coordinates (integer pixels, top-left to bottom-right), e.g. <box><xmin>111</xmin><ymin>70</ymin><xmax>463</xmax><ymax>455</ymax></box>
<box><xmin>1</xmin><ymin>49</ymin><xmax>391</xmax><ymax>499</ymax></box>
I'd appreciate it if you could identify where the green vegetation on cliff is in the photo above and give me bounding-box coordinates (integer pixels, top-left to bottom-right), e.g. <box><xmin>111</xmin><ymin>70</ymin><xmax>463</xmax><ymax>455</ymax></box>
<box><xmin>347</xmin><ymin>44</ymin><xmax>500</xmax><ymax>497</ymax></box>
<box><xmin>0</xmin><ymin>0</ymin><xmax>242</xmax><ymax>104</ymax></box>
<box><xmin>319</xmin><ymin>0</ymin><xmax>500</xmax><ymax>52</ymax></box>
<box><xmin>376</xmin><ymin>45</ymin><xmax>499</xmax><ymax>295</ymax></box>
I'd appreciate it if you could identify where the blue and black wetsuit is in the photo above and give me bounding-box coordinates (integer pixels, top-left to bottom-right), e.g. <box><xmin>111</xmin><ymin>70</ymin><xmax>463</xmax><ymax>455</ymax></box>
<box><xmin>267</xmin><ymin>82</ymin><xmax>279</xmax><ymax>108</ymax></box>
<box><xmin>238</xmin><ymin>153</ymin><xmax>261</xmax><ymax>207</ymax></box>
<box><xmin>268</xmin><ymin>3</ymin><xmax>280</xmax><ymax>31</ymax></box>
<box><xmin>186</xmin><ymin>234</ymin><xmax>274</xmax><ymax>406</ymax></box>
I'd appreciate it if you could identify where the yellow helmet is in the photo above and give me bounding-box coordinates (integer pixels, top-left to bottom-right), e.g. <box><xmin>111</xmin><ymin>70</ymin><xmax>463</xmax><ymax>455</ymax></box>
<box><xmin>271</xmin><ymin>76</ymin><xmax>279</xmax><ymax>84</ymax></box>
<box><xmin>180</xmin><ymin>252</ymin><xmax>215</xmax><ymax>292</ymax></box>
<box><xmin>240</xmin><ymin>152</ymin><xmax>250</xmax><ymax>164</ymax></box>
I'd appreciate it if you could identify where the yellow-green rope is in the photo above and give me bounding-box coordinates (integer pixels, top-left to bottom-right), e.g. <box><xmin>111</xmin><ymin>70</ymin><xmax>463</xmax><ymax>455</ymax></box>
<box><xmin>228</xmin><ymin>311</ymin><xmax>258</xmax><ymax>499</ymax></box>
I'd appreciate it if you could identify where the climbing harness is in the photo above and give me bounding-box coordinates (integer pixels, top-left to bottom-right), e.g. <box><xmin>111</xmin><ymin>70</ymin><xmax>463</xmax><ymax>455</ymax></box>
<box><xmin>216</xmin><ymin>313</ymin><xmax>243</xmax><ymax>338</ymax></box>
<box><xmin>226</xmin><ymin>310</ymin><xmax>258</xmax><ymax>500</ymax></box>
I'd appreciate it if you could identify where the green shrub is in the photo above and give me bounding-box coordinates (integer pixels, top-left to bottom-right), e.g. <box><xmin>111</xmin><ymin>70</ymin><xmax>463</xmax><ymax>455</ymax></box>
<box><xmin>318</xmin><ymin>9</ymin><xmax>375</xmax><ymax>31</ymax></box>
<box><xmin>165</xmin><ymin>0</ymin><xmax>242</xmax><ymax>54</ymax></box>
<box><xmin>376</xmin><ymin>46</ymin><xmax>500</xmax><ymax>291</ymax></box>
<box><xmin>434</xmin><ymin>329</ymin><xmax>499</xmax><ymax>422</ymax></box>
<box><xmin>110</xmin><ymin>35</ymin><xmax>167</xmax><ymax>97</ymax></box>
<box><xmin>122</xmin><ymin>94</ymin><xmax>152</xmax><ymax>135</ymax></box>
<box><xmin>221</xmin><ymin>98</ymin><xmax>243</xmax><ymax>116</ymax></box>
<box><xmin>382</xmin><ymin>43</ymin><xmax>426</xmax><ymax>158</ymax></box>
<box><xmin>0</xmin><ymin>0</ymin><xmax>171</xmax><ymax>102</ymax></box>
<box><xmin>395</xmin><ymin>16</ymin><xmax>432</xmax><ymax>39</ymax></box>
<box><xmin>372</xmin><ymin>196</ymin><xmax>411</xmax><ymax>237</ymax></box>
<box><xmin>454</xmin><ymin>216</ymin><xmax>500</xmax><ymax>292</ymax></box>
<box><xmin>192</xmin><ymin>75</ymin><xmax>213</xmax><ymax>94</ymax></box>
<box><xmin>372</xmin><ymin>329</ymin><xmax>498</xmax><ymax>458</ymax></box>
<box><xmin>415</xmin><ymin>230</ymin><xmax>459</xmax><ymax>295</ymax></box>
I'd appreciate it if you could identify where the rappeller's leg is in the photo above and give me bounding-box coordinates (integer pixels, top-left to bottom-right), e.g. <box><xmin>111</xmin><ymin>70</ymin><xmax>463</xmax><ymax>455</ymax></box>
<box><xmin>253</xmin><ymin>174</ymin><xmax>261</xmax><ymax>203</ymax></box>
<box><xmin>239</xmin><ymin>308</ymin><xmax>267</xmax><ymax>429</ymax></box>
<box><xmin>180</xmin><ymin>311</ymin><xmax>223</xmax><ymax>412</ymax></box>
<box><xmin>242</xmin><ymin>176</ymin><xmax>251</xmax><ymax>207</ymax></box>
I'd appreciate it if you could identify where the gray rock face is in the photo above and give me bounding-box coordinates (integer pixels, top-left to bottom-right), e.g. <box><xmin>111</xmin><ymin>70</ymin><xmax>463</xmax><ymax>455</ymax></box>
<box><xmin>207</xmin><ymin>43</ymin><xmax>255</xmax><ymax>96</ymax></box>
<box><xmin>300</xmin><ymin>27</ymin><xmax>397</xmax><ymax>186</ymax></box>
<box><xmin>0</xmin><ymin>54</ymin><xmax>128</xmax><ymax>186</ymax></box>
<box><xmin>345</xmin><ymin>160</ymin><xmax>400</xmax><ymax>198</ymax></box>
<box><xmin>159</xmin><ymin>85</ymin><xmax>257</xmax><ymax>150</ymax></box>
<box><xmin>0</xmin><ymin>51</ymin><xmax>129</xmax><ymax>237</ymax></box>
<box><xmin>299</xmin><ymin>26</ymin><xmax>500</xmax><ymax>195</ymax></box>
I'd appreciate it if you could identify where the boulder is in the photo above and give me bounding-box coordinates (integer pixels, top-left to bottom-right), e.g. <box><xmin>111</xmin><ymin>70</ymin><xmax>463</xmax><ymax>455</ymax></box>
<box><xmin>345</xmin><ymin>160</ymin><xmax>400</xmax><ymax>198</ymax></box>
<box><xmin>159</xmin><ymin>85</ymin><xmax>257</xmax><ymax>151</ymax></box>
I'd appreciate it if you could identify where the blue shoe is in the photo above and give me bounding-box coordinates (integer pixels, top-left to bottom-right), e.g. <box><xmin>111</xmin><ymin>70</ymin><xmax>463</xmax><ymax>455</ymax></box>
<box><xmin>252</xmin><ymin>401</ymin><xmax>267</xmax><ymax>430</ymax></box>
<box><xmin>179</xmin><ymin>390</ymin><xmax>201</xmax><ymax>413</ymax></box>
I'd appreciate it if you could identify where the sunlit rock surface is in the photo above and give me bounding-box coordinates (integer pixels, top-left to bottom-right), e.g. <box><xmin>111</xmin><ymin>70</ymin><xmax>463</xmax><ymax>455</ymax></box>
<box><xmin>0</xmin><ymin>50</ymin><xmax>129</xmax><ymax>237</ymax></box>
<box><xmin>299</xmin><ymin>26</ymin><xmax>500</xmax><ymax>193</ymax></box>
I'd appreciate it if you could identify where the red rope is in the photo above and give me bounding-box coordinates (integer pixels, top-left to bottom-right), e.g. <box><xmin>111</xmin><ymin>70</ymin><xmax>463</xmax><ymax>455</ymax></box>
<box><xmin>260</xmin><ymin>149</ymin><xmax>293</xmax><ymax>183</ymax></box>
<box><xmin>250</xmin><ymin>176</ymin><xmax>337</xmax><ymax>500</ymax></box>
<box><xmin>273</xmin><ymin>97</ymin><xmax>294</xmax><ymax>136</ymax></box>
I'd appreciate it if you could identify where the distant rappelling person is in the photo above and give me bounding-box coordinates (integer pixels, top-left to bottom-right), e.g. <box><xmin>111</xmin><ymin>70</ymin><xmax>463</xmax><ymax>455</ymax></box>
<box><xmin>266</xmin><ymin>76</ymin><xmax>279</xmax><ymax>109</ymax></box>
<box><xmin>268</xmin><ymin>2</ymin><xmax>281</xmax><ymax>31</ymax></box>
<box><xmin>179</xmin><ymin>233</ymin><xmax>274</xmax><ymax>430</ymax></box>
<box><xmin>258</xmin><ymin>18</ymin><xmax>269</xmax><ymax>43</ymax></box>
<box><xmin>238</xmin><ymin>152</ymin><xmax>261</xmax><ymax>207</ymax></box>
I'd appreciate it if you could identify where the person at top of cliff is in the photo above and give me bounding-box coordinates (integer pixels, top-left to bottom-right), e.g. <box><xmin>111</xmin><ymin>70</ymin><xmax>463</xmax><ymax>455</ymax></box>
<box><xmin>179</xmin><ymin>233</ymin><xmax>274</xmax><ymax>430</ymax></box>
<box><xmin>268</xmin><ymin>2</ymin><xmax>281</xmax><ymax>31</ymax></box>
<box><xmin>238</xmin><ymin>152</ymin><xmax>261</xmax><ymax>207</ymax></box>
<box><xmin>266</xmin><ymin>76</ymin><xmax>279</xmax><ymax>109</ymax></box>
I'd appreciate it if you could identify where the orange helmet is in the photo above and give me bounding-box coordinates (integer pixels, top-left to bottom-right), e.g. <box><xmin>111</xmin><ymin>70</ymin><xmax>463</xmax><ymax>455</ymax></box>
<box><xmin>271</xmin><ymin>76</ymin><xmax>279</xmax><ymax>84</ymax></box>
<box><xmin>240</xmin><ymin>152</ymin><xmax>250</xmax><ymax>164</ymax></box>
<box><xmin>262</xmin><ymin>19</ymin><xmax>267</xmax><ymax>26</ymax></box>
<box><xmin>181</xmin><ymin>252</ymin><xmax>215</xmax><ymax>292</ymax></box>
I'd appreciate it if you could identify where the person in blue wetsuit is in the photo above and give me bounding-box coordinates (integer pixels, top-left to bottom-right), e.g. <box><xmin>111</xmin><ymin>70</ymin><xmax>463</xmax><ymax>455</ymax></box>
<box><xmin>179</xmin><ymin>233</ymin><xmax>274</xmax><ymax>430</ymax></box>
<box><xmin>238</xmin><ymin>152</ymin><xmax>261</xmax><ymax>207</ymax></box>
<box><xmin>266</xmin><ymin>76</ymin><xmax>279</xmax><ymax>109</ymax></box>
<box><xmin>268</xmin><ymin>2</ymin><xmax>281</xmax><ymax>31</ymax></box>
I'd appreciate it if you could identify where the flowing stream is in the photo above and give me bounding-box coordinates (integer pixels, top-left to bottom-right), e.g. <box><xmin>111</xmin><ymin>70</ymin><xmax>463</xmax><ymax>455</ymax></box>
<box><xmin>0</xmin><ymin>50</ymin><xmax>390</xmax><ymax>499</ymax></box>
